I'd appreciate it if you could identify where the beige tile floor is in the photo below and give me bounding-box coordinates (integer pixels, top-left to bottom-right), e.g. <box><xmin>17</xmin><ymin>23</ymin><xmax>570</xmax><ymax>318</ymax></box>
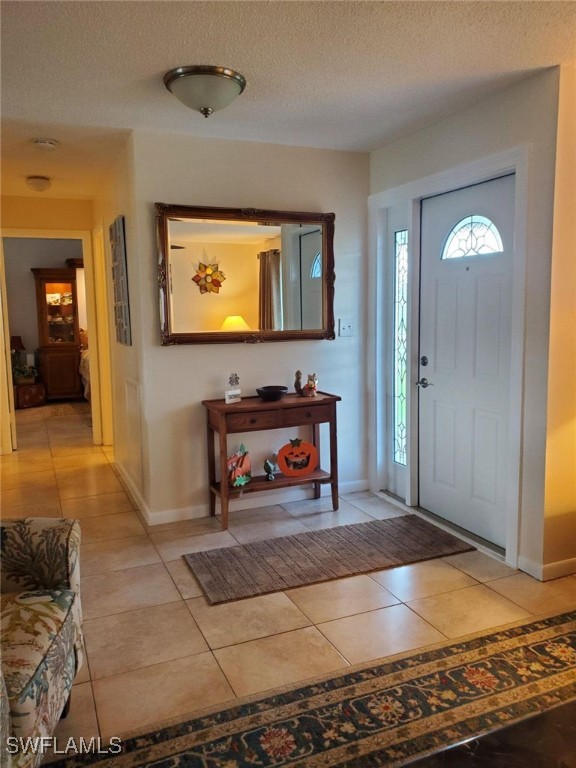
<box><xmin>2</xmin><ymin>403</ymin><xmax>576</xmax><ymax>746</ymax></box>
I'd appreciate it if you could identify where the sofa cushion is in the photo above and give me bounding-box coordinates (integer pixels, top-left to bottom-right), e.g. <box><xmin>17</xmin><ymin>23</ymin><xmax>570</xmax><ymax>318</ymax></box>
<box><xmin>1</xmin><ymin>589</ymin><xmax>77</xmax><ymax>742</ymax></box>
<box><xmin>0</xmin><ymin>519</ymin><xmax>80</xmax><ymax>595</ymax></box>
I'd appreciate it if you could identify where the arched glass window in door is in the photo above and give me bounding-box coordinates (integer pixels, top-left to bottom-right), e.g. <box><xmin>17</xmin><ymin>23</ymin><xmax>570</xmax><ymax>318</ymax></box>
<box><xmin>441</xmin><ymin>215</ymin><xmax>503</xmax><ymax>260</ymax></box>
<box><xmin>310</xmin><ymin>252</ymin><xmax>322</xmax><ymax>278</ymax></box>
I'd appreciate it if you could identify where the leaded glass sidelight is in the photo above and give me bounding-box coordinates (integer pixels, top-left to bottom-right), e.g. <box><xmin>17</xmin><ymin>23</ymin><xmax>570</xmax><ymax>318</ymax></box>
<box><xmin>393</xmin><ymin>230</ymin><xmax>408</xmax><ymax>466</ymax></box>
<box><xmin>441</xmin><ymin>215</ymin><xmax>503</xmax><ymax>260</ymax></box>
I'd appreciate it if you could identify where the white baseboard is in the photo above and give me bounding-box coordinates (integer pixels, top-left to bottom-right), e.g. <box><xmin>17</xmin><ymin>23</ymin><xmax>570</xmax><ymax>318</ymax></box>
<box><xmin>339</xmin><ymin>479</ymin><xmax>370</xmax><ymax>494</ymax></box>
<box><xmin>541</xmin><ymin>556</ymin><xmax>576</xmax><ymax>581</ymax></box>
<box><xmin>113</xmin><ymin>462</ymin><xmax>153</xmax><ymax>525</ymax></box>
<box><xmin>144</xmin><ymin>505</ymin><xmax>210</xmax><ymax>526</ymax></box>
<box><xmin>111</xmin><ymin>466</ymin><xmax>370</xmax><ymax>527</ymax></box>
<box><xmin>517</xmin><ymin>555</ymin><xmax>576</xmax><ymax>581</ymax></box>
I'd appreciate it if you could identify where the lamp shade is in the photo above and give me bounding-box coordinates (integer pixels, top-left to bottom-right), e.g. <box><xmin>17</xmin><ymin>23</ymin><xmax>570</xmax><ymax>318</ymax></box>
<box><xmin>220</xmin><ymin>315</ymin><xmax>251</xmax><ymax>332</ymax></box>
<box><xmin>164</xmin><ymin>65</ymin><xmax>246</xmax><ymax>118</ymax></box>
<box><xmin>10</xmin><ymin>335</ymin><xmax>25</xmax><ymax>351</ymax></box>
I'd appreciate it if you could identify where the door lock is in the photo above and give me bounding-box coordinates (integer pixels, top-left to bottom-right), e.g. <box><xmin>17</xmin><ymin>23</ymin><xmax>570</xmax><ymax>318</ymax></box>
<box><xmin>415</xmin><ymin>378</ymin><xmax>433</xmax><ymax>388</ymax></box>
<box><xmin>420</xmin><ymin>355</ymin><xmax>428</xmax><ymax>366</ymax></box>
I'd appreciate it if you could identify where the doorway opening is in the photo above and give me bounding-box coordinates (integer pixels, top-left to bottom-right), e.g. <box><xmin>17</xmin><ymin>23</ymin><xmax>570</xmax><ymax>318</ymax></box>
<box><xmin>1</xmin><ymin>229</ymin><xmax>113</xmax><ymax>452</ymax></box>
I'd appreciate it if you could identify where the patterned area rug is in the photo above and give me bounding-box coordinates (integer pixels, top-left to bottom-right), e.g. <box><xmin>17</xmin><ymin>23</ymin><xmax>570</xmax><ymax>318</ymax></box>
<box><xmin>51</xmin><ymin>611</ymin><xmax>576</xmax><ymax>768</ymax></box>
<box><xmin>48</xmin><ymin>402</ymin><xmax>91</xmax><ymax>419</ymax></box>
<box><xmin>185</xmin><ymin>516</ymin><xmax>474</xmax><ymax>603</ymax></box>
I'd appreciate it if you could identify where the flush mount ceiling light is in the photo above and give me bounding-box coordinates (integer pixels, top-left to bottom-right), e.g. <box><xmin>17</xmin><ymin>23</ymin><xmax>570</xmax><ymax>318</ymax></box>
<box><xmin>31</xmin><ymin>137</ymin><xmax>59</xmax><ymax>151</ymax></box>
<box><xmin>26</xmin><ymin>175</ymin><xmax>52</xmax><ymax>192</ymax></box>
<box><xmin>163</xmin><ymin>65</ymin><xmax>246</xmax><ymax>118</ymax></box>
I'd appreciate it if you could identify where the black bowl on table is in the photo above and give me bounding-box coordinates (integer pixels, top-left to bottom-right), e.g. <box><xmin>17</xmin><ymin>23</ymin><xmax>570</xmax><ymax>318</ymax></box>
<box><xmin>256</xmin><ymin>385</ymin><xmax>288</xmax><ymax>402</ymax></box>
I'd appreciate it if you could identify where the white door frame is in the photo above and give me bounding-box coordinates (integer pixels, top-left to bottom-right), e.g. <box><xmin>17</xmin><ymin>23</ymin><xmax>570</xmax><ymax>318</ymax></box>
<box><xmin>368</xmin><ymin>146</ymin><xmax>529</xmax><ymax>567</ymax></box>
<box><xmin>0</xmin><ymin>228</ymin><xmax>112</xmax><ymax>446</ymax></box>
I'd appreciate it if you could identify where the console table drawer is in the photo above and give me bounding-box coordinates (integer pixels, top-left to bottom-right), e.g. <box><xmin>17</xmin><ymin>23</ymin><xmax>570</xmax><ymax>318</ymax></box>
<box><xmin>227</xmin><ymin>410</ymin><xmax>281</xmax><ymax>432</ymax></box>
<box><xmin>283</xmin><ymin>403</ymin><xmax>333</xmax><ymax>427</ymax></box>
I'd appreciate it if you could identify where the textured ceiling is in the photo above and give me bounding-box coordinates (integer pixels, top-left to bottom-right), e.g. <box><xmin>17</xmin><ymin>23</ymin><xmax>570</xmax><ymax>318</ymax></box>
<box><xmin>1</xmin><ymin>1</ymin><xmax>575</xmax><ymax>198</ymax></box>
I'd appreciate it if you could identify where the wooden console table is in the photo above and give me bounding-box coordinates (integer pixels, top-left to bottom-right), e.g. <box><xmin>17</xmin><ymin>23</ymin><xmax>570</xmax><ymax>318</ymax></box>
<box><xmin>202</xmin><ymin>391</ymin><xmax>341</xmax><ymax>529</ymax></box>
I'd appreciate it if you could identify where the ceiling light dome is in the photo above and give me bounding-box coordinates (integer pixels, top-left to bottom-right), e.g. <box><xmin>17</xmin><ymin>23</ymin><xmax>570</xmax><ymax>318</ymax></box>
<box><xmin>26</xmin><ymin>175</ymin><xmax>51</xmax><ymax>192</ymax></box>
<box><xmin>163</xmin><ymin>65</ymin><xmax>246</xmax><ymax>118</ymax></box>
<box><xmin>31</xmin><ymin>138</ymin><xmax>59</xmax><ymax>151</ymax></box>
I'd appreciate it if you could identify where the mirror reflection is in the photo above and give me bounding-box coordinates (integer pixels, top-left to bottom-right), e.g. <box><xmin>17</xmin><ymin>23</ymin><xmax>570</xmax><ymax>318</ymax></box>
<box><xmin>156</xmin><ymin>205</ymin><xmax>335</xmax><ymax>344</ymax></box>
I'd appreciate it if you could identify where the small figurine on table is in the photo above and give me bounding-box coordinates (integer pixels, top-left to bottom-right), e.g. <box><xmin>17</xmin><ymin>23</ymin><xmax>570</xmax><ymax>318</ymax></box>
<box><xmin>294</xmin><ymin>369</ymin><xmax>303</xmax><ymax>395</ymax></box>
<box><xmin>225</xmin><ymin>373</ymin><xmax>241</xmax><ymax>404</ymax></box>
<box><xmin>263</xmin><ymin>455</ymin><xmax>278</xmax><ymax>481</ymax></box>
<box><xmin>294</xmin><ymin>370</ymin><xmax>318</xmax><ymax>397</ymax></box>
<box><xmin>302</xmin><ymin>373</ymin><xmax>318</xmax><ymax>397</ymax></box>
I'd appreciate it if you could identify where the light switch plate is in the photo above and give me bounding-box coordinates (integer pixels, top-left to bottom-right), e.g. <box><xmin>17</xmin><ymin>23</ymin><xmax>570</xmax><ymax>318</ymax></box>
<box><xmin>338</xmin><ymin>318</ymin><xmax>354</xmax><ymax>337</ymax></box>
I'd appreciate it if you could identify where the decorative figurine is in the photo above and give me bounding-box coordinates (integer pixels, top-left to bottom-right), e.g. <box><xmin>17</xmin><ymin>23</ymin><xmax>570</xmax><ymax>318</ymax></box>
<box><xmin>294</xmin><ymin>369</ymin><xmax>303</xmax><ymax>395</ymax></box>
<box><xmin>227</xmin><ymin>444</ymin><xmax>251</xmax><ymax>487</ymax></box>
<box><xmin>277</xmin><ymin>438</ymin><xmax>318</xmax><ymax>476</ymax></box>
<box><xmin>295</xmin><ymin>370</ymin><xmax>318</xmax><ymax>397</ymax></box>
<box><xmin>263</xmin><ymin>455</ymin><xmax>278</xmax><ymax>481</ymax></box>
<box><xmin>225</xmin><ymin>372</ymin><xmax>241</xmax><ymax>404</ymax></box>
<box><xmin>192</xmin><ymin>263</ymin><xmax>226</xmax><ymax>294</ymax></box>
<box><xmin>302</xmin><ymin>372</ymin><xmax>318</xmax><ymax>397</ymax></box>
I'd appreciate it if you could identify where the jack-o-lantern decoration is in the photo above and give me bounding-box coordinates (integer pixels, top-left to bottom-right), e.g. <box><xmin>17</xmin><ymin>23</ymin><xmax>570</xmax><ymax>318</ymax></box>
<box><xmin>277</xmin><ymin>438</ymin><xmax>318</xmax><ymax>477</ymax></box>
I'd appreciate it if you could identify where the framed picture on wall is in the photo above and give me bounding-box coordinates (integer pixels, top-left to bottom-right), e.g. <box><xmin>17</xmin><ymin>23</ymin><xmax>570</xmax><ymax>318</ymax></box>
<box><xmin>109</xmin><ymin>215</ymin><xmax>132</xmax><ymax>345</ymax></box>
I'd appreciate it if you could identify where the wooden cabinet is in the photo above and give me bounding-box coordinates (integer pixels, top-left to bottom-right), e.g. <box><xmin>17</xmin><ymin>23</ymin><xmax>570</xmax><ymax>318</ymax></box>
<box><xmin>31</xmin><ymin>268</ymin><xmax>83</xmax><ymax>400</ymax></box>
<box><xmin>202</xmin><ymin>392</ymin><xmax>341</xmax><ymax>529</ymax></box>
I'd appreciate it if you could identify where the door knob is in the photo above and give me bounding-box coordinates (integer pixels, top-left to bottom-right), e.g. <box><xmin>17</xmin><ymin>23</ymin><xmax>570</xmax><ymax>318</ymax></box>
<box><xmin>415</xmin><ymin>378</ymin><xmax>433</xmax><ymax>388</ymax></box>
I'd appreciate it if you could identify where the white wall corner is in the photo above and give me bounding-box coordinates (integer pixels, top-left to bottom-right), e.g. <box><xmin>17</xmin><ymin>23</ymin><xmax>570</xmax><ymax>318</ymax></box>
<box><xmin>517</xmin><ymin>554</ymin><xmax>544</xmax><ymax>581</ymax></box>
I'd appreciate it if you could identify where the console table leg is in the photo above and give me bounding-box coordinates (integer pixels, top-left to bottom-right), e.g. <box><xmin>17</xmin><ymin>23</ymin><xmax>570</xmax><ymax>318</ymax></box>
<box><xmin>331</xmin><ymin>482</ymin><xmax>339</xmax><ymax>511</ymax></box>
<box><xmin>220</xmin><ymin>496</ymin><xmax>229</xmax><ymax>530</ymax></box>
<box><xmin>218</xmin><ymin>421</ymin><xmax>229</xmax><ymax>529</ymax></box>
<box><xmin>206</xmin><ymin>418</ymin><xmax>216</xmax><ymax>516</ymax></box>
<box><xmin>312</xmin><ymin>423</ymin><xmax>321</xmax><ymax>499</ymax></box>
<box><xmin>329</xmin><ymin>414</ymin><xmax>339</xmax><ymax>511</ymax></box>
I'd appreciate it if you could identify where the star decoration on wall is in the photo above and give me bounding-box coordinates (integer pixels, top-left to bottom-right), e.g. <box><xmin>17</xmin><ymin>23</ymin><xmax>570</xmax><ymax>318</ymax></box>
<box><xmin>192</xmin><ymin>263</ymin><xmax>226</xmax><ymax>294</ymax></box>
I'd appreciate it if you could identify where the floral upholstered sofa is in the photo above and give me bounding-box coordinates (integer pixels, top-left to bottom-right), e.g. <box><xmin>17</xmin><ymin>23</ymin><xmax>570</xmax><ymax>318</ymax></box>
<box><xmin>0</xmin><ymin>518</ymin><xmax>83</xmax><ymax>768</ymax></box>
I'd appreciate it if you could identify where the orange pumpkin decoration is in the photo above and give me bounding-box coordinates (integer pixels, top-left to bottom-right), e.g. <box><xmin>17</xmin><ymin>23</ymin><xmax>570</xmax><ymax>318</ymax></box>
<box><xmin>227</xmin><ymin>445</ymin><xmax>251</xmax><ymax>486</ymax></box>
<box><xmin>277</xmin><ymin>438</ymin><xmax>318</xmax><ymax>477</ymax></box>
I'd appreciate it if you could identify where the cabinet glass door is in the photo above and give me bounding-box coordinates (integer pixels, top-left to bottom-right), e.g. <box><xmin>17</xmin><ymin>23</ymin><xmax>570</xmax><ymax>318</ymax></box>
<box><xmin>45</xmin><ymin>281</ymin><xmax>76</xmax><ymax>344</ymax></box>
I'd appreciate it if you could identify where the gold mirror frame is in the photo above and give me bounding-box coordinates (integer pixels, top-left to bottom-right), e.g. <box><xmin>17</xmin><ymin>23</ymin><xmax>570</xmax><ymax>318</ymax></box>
<box><xmin>156</xmin><ymin>203</ymin><xmax>335</xmax><ymax>344</ymax></box>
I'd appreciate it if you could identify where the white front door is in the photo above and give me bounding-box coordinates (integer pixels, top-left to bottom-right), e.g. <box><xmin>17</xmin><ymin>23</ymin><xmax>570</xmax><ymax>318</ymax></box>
<box><xmin>418</xmin><ymin>175</ymin><xmax>515</xmax><ymax>547</ymax></box>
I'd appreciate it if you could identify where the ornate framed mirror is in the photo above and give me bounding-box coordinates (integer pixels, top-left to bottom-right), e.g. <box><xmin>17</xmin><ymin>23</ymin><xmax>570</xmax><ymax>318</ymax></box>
<box><xmin>156</xmin><ymin>204</ymin><xmax>335</xmax><ymax>344</ymax></box>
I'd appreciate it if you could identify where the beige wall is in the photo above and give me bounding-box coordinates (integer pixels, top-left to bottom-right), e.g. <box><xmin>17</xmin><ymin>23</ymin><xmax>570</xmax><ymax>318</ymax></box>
<box><xmin>1</xmin><ymin>197</ymin><xmax>93</xmax><ymax>230</ymax></box>
<box><xmin>370</xmin><ymin>67</ymin><xmax>576</xmax><ymax>577</ymax></box>
<box><xmin>543</xmin><ymin>63</ymin><xmax>576</xmax><ymax>568</ymax></box>
<box><xmin>91</xmin><ymin>136</ymin><xmax>141</xmax><ymax>486</ymax></box>
<box><xmin>123</xmin><ymin>132</ymin><xmax>369</xmax><ymax>521</ymax></box>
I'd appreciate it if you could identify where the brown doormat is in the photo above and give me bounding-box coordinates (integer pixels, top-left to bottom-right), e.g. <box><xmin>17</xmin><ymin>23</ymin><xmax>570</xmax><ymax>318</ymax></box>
<box><xmin>184</xmin><ymin>515</ymin><xmax>474</xmax><ymax>604</ymax></box>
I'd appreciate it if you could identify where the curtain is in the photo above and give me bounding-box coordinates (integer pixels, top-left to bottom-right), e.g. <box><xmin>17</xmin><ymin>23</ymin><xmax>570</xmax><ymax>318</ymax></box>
<box><xmin>258</xmin><ymin>249</ymin><xmax>282</xmax><ymax>330</ymax></box>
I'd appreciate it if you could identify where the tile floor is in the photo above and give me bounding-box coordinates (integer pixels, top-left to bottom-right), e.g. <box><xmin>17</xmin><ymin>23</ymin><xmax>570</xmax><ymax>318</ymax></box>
<box><xmin>2</xmin><ymin>404</ymin><xmax>576</xmax><ymax>748</ymax></box>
